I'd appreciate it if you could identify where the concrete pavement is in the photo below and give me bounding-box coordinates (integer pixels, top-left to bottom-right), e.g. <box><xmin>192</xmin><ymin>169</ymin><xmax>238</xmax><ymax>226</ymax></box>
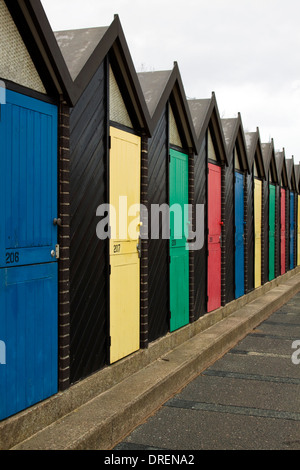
<box><xmin>2</xmin><ymin>268</ymin><xmax>300</xmax><ymax>450</ymax></box>
<box><xmin>115</xmin><ymin>291</ymin><xmax>300</xmax><ymax>450</ymax></box>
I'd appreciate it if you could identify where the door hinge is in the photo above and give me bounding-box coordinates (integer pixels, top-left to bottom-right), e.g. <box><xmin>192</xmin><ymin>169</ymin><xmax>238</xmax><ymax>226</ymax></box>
<box><xmin>109</xmin><ymin>135</ymin><xmax>111</xmax><ymax>149</ymax></box>
<box><xmin>109</xmin><ymin>265</ymin><xmax>111</xmax><ymax>275</ymax></box>
<box><xmin>55</xmin><ymin>244</ymin><xmax>60</xmax><ymax>260</ymax></box>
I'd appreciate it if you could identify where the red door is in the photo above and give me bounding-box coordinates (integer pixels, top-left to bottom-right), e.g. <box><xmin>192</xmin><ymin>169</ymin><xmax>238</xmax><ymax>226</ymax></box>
<box><xmin>281</xmin><ymin>188</ymin><xmax>286</xmax><ymax>275</ymax></box>
<box><xmin>207</xmin><ymin>163</ymin><xmax>221</xmax><ymax>312</ymax></box>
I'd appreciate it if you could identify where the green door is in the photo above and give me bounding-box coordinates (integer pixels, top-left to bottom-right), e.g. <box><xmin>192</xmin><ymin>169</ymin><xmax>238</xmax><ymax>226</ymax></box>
<box><xmin>169</xmin><ymin>149</ymin><xmax>189</xmax><ymax>332</ymax></box>
<box><xmin>269</xmin><ymin>184</ymin><xmax>276</xmax><ymax>281</ymax></box>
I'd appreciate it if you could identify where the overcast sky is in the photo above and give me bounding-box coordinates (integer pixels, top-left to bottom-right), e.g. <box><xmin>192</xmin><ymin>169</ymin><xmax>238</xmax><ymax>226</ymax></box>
<box><xmin>41</xmin><ymin>0</ymin><xmax>300</xmax><ymax>164</ymax></box>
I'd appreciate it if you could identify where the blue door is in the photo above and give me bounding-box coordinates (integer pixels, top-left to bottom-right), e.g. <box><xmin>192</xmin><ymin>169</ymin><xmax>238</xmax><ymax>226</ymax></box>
<box><xmin>235</xmin><ymin>172</ymin><xmax>245</xmax><ymax>298</ymax></box>
<box><xmin>290</xmin><ymin>192</ymin><xmax>295</xmax><ymax>270</ymax></box>
<box><xmin>0</xmin><ymin>90</ymin><xmax>58</xmax><ymax>421</ymax></box>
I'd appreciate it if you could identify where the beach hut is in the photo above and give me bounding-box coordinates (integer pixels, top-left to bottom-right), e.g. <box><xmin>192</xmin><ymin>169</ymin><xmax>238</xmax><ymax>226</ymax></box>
<box><xmin>55</xmin><ymin>15</ymin><xmax>152</xmax><ymax>379</ymax></box>
<box><xmin>244</xmin><ymin>129</ymin><xmax>266</xmax><ymax>291</ymax></box>
<box><xmin>276</xmin><ymin>150</ymin><xmax>289</xmax><ymax>275</ymax></box>
<box><xmin>188</xmin><ymin>93</ymin><xmax>228</xmax><ymax>315</ymax></box>
<box><xmin>221</xmin><ymin>114</ymin><xmax>249</xmax><ymax>301</ymax></box>
<box><xmin>0</xmin><ymin>0</ymin><xmax>74</xmax><ymax>420</ymax></box>
<box><xmin>138</xmin><ymin>63</ymin><xmax>198</xmax><ymax>340</ymax></box>
<box><xmin>286</xmin><ymin>157</ymin><xmax>297</xmax><ymax>270</ymax></box>
<box><xmin>261</xmin><ymin>140</ymin><xmax>279</xmax><ymax>282</ymax></box>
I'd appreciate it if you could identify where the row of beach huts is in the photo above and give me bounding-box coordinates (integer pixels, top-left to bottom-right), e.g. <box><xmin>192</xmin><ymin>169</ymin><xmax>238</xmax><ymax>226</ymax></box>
<box><xmin>0</xmin><ymin>0</ymin><xmax>299</xmax><ymax>423</ymax></box>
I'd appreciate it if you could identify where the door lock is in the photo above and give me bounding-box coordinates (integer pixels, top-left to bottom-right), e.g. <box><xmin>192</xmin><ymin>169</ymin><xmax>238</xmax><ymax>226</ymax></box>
<box><xmin>51</xmin><ymin>245</ymin><xmax>60</xmax><ymax>259</ymax></box>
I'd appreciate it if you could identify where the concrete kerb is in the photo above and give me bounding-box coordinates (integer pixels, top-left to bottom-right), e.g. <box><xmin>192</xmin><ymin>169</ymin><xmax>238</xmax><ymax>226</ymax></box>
<box><xmin>1</xmin><ymin>267</ymin><xmax>300</xmax><ymax>450</ymax></box>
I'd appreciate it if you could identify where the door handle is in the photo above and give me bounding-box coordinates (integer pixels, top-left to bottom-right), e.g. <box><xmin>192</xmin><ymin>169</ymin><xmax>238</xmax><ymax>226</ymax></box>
<box><xmin>53</xmin><ymin>218</ymin><xmax>62</xmax><ymax>227</ymax></box>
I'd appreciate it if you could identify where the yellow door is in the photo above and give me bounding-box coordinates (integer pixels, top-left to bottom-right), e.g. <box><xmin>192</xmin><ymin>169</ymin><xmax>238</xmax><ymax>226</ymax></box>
<box><xmin>254</xmin><ymin>179</ymin><xmax>262</xmax><ymax>288</ymax></box>
<box><xmin>109</xmin><ymin>127</ymin><xmax>141</xmax><ymax>364</ymax></box>
<box><xmin>298</xmin><ymin>195</ymin><xmax>300</xmax><ymax>266</ymax></box>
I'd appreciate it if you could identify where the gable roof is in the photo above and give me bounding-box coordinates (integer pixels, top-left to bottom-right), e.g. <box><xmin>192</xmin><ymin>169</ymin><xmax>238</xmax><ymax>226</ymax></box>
<box><xmin>244</xmin><ymin>128</ymin><xmax>265</xmax><ymax>179</ymax></box>
<box><xmin>295</xmin><ymin>164</ymin><xmax>300</xmax><ymax>193</ymax></box>
<box><xmin>275</xmin><ymin>149</ymin><xmax>289</xmax><ymax>188</ymax></box>
<box><xmin>286</xmin><ymin>157</ymin><xmax>297</xmax><ymax>191</ymax></box>
<box><xmin>55</xmin><ymin>15</ymin><xmax>152</xmax><ymax>135</ymax></box>
<box><xmin>4</xmin><ymin>0</ymin><xmax>74</xmax><ymax>105</ymax></box>
<box><xmin>261</xmin><ymin>139</ymin><xmax>278</xmax><ymax>184</ymax></box>
<box><xmin>138</xmin><ymin>63</ymin><xmax>198</xmax><ymax>151</ymax></box>
<box><xmin>221</xmin><ymin>113</ymin><xmax>249</xmax><ymax>172</ymax></box>
<box><xmin>188</xmin><ymin>93</ymin><xmax>228</xmax><ymax>165</ymax></box>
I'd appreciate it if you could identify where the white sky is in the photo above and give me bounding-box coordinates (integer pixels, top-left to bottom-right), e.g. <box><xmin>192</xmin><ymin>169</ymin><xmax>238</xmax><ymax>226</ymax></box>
<box><xmin>41</xmin><ymin>0</ymin><xmax>300</xmax><ymax>164</ymax></box>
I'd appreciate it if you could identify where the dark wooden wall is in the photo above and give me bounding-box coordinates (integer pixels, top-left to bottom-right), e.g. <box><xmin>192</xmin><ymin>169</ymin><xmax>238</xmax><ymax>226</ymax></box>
<box><xmin>147</xmin><ymin>109</ymin><xmax>170</xmax><ymax>343</ymax></box>
<box><xmin>194</xmin><ymin>138</ymin><xmax>207</xmax><ymax>320</ymax></box>
<box><xmin>69</xmin><ymin>64</ymin><xmax>108</xmax><ymax>383</ymax></box>
<box><xmin>247</xmin><ymin>171</ymin><xmax>254</xmax><ymax>292</ymax></box>
<box><xmin>224</xmin><ymin>151</ymin><xmax>235</xmax><ymax>304</ymax></box>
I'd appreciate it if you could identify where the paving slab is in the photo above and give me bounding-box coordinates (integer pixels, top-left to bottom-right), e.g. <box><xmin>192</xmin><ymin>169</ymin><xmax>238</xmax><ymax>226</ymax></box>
<box><xmin>114</xmin><ymin>283</ymin><xmax>300</xmax><ymax>451</ymax></box>
<box><xmin>116</xmin><ymin>407</ymin><xmax>300</xmax><ymax>450</ymax></box>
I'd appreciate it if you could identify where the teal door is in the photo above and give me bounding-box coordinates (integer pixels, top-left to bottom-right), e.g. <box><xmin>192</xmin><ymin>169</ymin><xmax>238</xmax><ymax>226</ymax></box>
<box><xmin>169</xmin><ymin>149</ymin><xmax>189</xmax><ymax>332</ymax></box>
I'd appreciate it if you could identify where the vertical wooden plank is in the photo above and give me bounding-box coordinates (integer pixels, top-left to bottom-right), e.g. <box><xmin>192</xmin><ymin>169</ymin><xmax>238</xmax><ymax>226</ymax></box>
<box><xmin>147</xmin><ymin>111</ymin><xmax>169</xmax><ymax>342</ymax></box>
